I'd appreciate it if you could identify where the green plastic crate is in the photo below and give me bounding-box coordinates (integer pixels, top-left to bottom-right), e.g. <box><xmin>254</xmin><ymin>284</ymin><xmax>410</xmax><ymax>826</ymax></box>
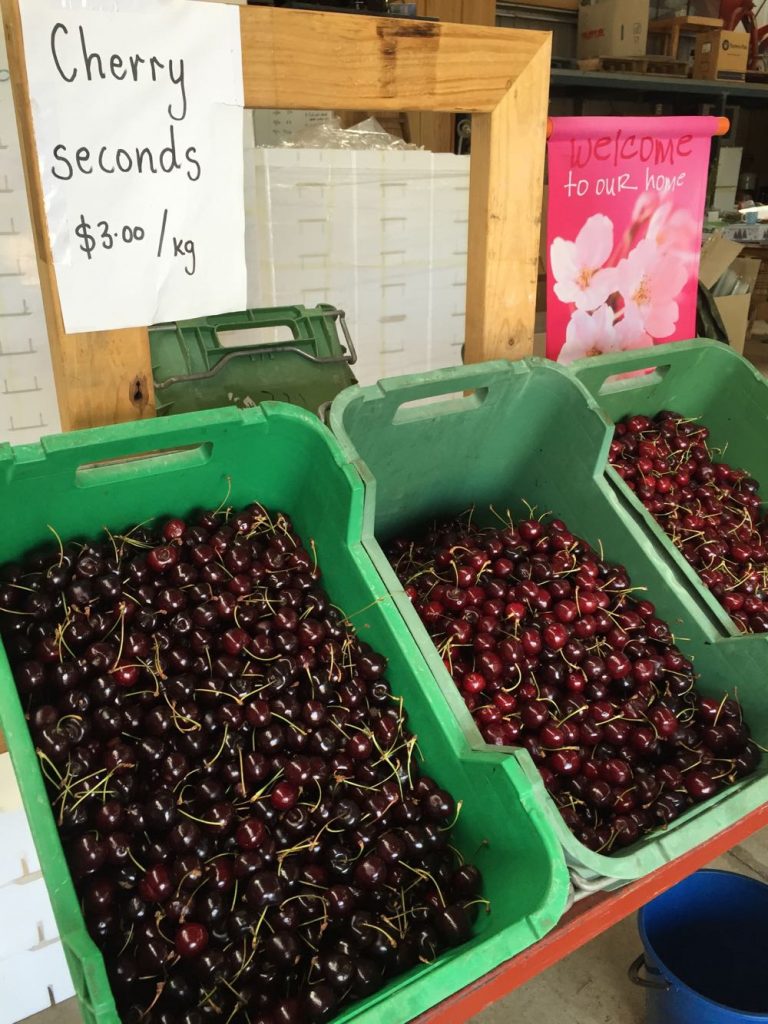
<box><xmin>150</xmin><ymin>304</ymin><xmax>356</xmax><ymax>416</ymax></box>
<box><xmin>570</xmin><ymin>339</ymin><xmax>768</xmax><ymax>654</ymax></box>
<box><xmin>329</xmin><ymin>359</ymin><xmax>768</xmax><ymax>882</ymax></box>
<box><xmin>0</xmin><ymin>405</ymin><xmax>569</xmax><ymax>1024</ymax></box>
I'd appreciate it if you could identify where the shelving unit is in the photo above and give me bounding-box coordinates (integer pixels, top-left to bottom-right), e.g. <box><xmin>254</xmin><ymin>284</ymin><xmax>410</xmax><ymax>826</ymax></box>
<box><xmin>648</xmin><ymin>14</ymin><xmax>723</xmax><ymax>57</ymax></box>
<box><xmin>413</xmin><ymin>803</ymin><xmax>768</xmax><ymax>1022</ymax></box>
<box><xmin>550</xmin><ymin>67</ymin><xmax>768</xmax><ymax>107</ymax></box>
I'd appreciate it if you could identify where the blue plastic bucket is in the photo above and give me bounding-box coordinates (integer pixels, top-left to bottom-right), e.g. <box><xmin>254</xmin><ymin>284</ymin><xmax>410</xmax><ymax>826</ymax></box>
<box><xmin>633</xmin><ymin>870</ymin><xmax>768</xmax><ymax>1024</ymax></box>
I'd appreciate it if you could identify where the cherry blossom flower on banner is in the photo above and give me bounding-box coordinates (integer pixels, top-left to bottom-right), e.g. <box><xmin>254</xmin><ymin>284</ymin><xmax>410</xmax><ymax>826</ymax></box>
<box><xmin>556</xmin><ymin>304</ymin><xmax>653</xmax><ymax>365</ymax></box>
<box><xmin>646</xmin><ymin>202</ymin><xmax>700</xmax><ymax>265</ymax></box>
<box><xmin>613</xmin><ymin>238</ymin><xmax>688</xmax><ymax>338</ymax></box>
<box><xmin>550</xmin><ymin>213</ymin><xmax>615</xmax><ymax>311</ymax></box>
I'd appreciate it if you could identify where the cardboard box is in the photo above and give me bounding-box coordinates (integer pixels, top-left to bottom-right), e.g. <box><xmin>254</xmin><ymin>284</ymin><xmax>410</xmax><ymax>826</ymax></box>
<box><xmin>577</xmin><ymin>0</ymin><xmax>649</xmax><ymax>59</ymax></box>
<box><xmin>721</xmin><ymin>255</ymin><xmax>760</xmax><ymax>355</ymax></box>
<box><xmin>693</xmin><ymin>29</ymin><xmax>749</xmax><ymax>80</ymax></box>
<box><xmin>699</xmin><ymin>235</ymin><xmax>759</xmax><ymax>355</ymax></box>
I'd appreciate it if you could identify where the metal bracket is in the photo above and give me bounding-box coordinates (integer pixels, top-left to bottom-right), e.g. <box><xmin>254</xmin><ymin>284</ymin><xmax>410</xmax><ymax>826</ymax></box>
<box><xmin>628</xmin><ymin>954</ymin><xmax>670</xmax><ymax>991</ymax></box>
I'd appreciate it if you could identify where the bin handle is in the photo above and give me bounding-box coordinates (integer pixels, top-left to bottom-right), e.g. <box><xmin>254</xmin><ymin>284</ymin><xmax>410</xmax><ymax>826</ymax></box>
<box><xmin>210</xmin><ymin>308</ymin><xmax>357</xmax><ymax>367</ymax></box>
<box><xmin>14</xmin><ymin>409</ymin><xmax>255</xmax><ymax>489</ymax></box>
<box><xmin>38</xmin><ymin>406</ymin><xmax>241</xmax><ymax>457</ymax></box>
<box><xmin>628</xmin><ymin>953</ymin><xmax>671</xmax><ymax>991</ymax></box>
<box><xmin>570</xmin><ymin>339</ymin><xmax>723</xmax><ymax>400</ymax></box>
<box><xmin>154</xmin><ymin>309</ymin><xmax>357</xmax><ymax>390</ymax></box>
<box><xmin>366</xmin><ymin>360</ymin><xmax>527</xmax><ymax>425</ymax></box>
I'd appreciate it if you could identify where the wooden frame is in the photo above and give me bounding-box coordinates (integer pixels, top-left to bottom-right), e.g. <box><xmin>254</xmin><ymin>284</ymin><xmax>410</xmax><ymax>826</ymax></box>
<box><xmin>2</xmin><ymin>3</ymin><xmax>551</xmax><ymax>430</ymax></box>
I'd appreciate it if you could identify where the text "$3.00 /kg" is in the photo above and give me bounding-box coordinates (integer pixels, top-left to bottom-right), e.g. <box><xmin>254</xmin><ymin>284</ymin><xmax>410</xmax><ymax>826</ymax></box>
<box><xmin>74</xmin><ymin>207</ymin><xmax>196</xmax><ymax>275</ymax></box>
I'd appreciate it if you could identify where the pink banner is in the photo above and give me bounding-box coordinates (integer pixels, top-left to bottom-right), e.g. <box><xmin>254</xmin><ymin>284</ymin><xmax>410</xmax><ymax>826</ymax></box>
<box><xmin>546</xmin><ymin>116</ymin><xmax>718</xmax><ymax>363</ymax></box>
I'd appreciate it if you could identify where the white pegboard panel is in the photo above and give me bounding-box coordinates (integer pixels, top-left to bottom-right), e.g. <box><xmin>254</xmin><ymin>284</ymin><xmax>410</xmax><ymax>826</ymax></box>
<box><xmin>244</xmin><ymin>148</ymin><xmax>470</xmax><ymax>385</ymax></box>
<box><xmin>0</xmin><ymin>16</ymin><xmax>60</xmax><ymax>444</ymax></box>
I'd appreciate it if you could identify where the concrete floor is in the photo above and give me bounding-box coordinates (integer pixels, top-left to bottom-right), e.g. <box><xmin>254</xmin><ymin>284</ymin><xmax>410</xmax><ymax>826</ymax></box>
<box><xmin>470</xmin><ymin>831</ymin><xmax>768</xmax><ymax>1024</ymax></box>
<box><xmin>21</xmin><ymin>336</ymin><xmax>768</xmax><ymax>1024</ymax></box>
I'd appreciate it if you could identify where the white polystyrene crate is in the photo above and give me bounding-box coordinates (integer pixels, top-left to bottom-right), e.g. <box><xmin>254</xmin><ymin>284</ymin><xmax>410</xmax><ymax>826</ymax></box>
<box><xmin>0</xmin><ymin>876</ymin><xmax>57</xmax><ymax>959</ymax></box>
<box><xmin>0</xmin><ymin>941</ymin><xmax>75</xmax><ymax>1024</ymax></box>
<box><xmin>427</xmin><ymin>268</ymin><xmax>468</xmax><ymax>368</ymax></box>
<box><xmin>431</xmin><ymin>154</ymin><xmax>471</xmax><ymax>211</ymax></box>
<box><xmin>243</xmin><ymin>146</ymin><xmax>471</xmax><ymax>383</ymax></box>
<box><xmin>0</xmin><ymin>10</ymin><xmax>60</xmax><ymax>443</ymax></box>
<box><xmin>0</xmin><ymin>754</ymin><xmax>42</xmax><ymax>885</ymax></box>
<box><xmin>0</xmin><ymin>809</ymin><xmax>37</xmax><ymax>889</ymax></box>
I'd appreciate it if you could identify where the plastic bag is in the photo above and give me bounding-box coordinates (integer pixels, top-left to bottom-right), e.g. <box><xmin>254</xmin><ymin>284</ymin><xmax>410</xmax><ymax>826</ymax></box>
<box><xmin>276</xmin><ymin>114</ymin><xmax>421</xmax><ymax>151</ymax></box>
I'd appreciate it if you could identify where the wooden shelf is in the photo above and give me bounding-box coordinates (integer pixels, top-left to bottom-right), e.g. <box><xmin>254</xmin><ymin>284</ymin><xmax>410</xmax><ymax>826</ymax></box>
<box><xmin>648</xmin><ymin>15</ymin><xmax>724</xmax><ymax>58</ymax></box>
<box><xmin>411</xmin><ymin>802</ymin><xmax>768</xmax><ymax>1022</ymax></box>
<box><xmin>649</xmin><ymin>14</ymin><xmax>723</xmax><ymax>30</ymax></box>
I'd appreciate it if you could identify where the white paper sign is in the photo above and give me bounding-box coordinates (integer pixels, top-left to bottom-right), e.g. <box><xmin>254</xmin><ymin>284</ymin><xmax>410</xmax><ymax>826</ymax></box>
<box><xmin>18</xmin><ymin>0</ymin><xmax>245</xmax><ymax>333</ymax></box>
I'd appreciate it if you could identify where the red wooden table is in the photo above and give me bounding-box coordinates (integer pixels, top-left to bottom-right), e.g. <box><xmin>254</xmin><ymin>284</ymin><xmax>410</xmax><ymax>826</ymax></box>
<box><xmin>414</xmin><ymin>802</ymin><xmax>768</xmax><ymax>1023</ymax></box>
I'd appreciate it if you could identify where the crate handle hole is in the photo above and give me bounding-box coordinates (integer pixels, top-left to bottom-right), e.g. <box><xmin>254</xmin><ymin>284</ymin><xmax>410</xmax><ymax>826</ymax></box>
<box><xmin>597</xmin><ymin>365</ymin><xmax>670</xmax><ymax>396</ymax></box>
<box><xmin>393</xmin><ymin>387</ymin><xmax>488</xmax><ymax>422</ymax></box>
<box><xmin>216</xmin><ymin>326</ymin><xmax>296</xmax><ymax>348</ymax></box>
<box><xmin>76</xmin><ymin>443</ymin><xmax>213</xmax><ymax>486</ymax></box>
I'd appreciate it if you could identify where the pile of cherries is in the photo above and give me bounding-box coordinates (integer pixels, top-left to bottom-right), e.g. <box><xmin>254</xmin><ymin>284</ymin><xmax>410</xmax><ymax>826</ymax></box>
<box><xmin>609</xmin><ymin>410</ymin><xmax>768</xmax><ymax>634</ymax></box>
<box><xmin>0</xmin><ymin>503</ymin><xmax>484</xmax><ymax>1024</ymax></box>
<box><xmin>388</xmin><ymin>512</ymin><xmax>759</xmax><ymax>854</ymax></box>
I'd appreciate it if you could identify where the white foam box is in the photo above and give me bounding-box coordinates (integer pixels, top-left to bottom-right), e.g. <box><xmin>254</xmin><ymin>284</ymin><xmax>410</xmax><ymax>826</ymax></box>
<box><xmin>0</xmin><ymin>753</ymin><xmax>40</xmax><ymax>885</ymax></box>
<box><xmin>0</xmin><ymin>755</ymin><xmax>76</xmax><ymax>1024</ymax></box>
<box><xmin>244</xmin><ymin>148</ymin><xmax>471</xmax><ymax>385</ymax></box>
<box><xmin>0</xmin><ymin>942</ymin><xmax>75</xmax><ymax>1024</ymax></box>
<box><xmin>0</xmin><ymin>9</ymin><xmax>60</xmax><ymax>444</ymax></box>
<box><xmin>0</xmin><ymin>876</ymin><xmax>58</xmax><ymax>960</ymax></box>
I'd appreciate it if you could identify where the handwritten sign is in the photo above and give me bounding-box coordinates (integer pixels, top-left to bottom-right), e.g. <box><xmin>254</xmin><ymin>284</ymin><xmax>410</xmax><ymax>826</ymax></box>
<box><xmin>546</xmin><ymin>116</ymin><xmax>718</xmax><ymax>363</ymax></box>
<box><xmin>19</xmin><ymin>0</ymin><xmax>245</xmax><ymax>333</ymax></box>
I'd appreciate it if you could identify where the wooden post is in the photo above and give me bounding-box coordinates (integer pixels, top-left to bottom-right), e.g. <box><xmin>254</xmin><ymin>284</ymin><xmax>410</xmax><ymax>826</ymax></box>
<box><xmin>3</xmin><ymin>3</ymin><xmax>551</xmax><ymax>423</ymax></box>
<box><xmin>1</xmin><ymin>0</ymin><xmax>154</xmax><ymax>431</ymax></box>
<box><xmin>409</xmin><ymin>0</ymin><xmax>497</xmax><ymax>153</ymax></box>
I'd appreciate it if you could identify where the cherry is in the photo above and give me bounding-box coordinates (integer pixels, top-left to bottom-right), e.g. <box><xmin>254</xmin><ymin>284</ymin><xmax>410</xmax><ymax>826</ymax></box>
<box><xmin>434</xmin><ymin>903</ymin><xmax>473</xmax><ymax>946</ymax></box>
<box><xmin>175</xmin><ymin>922</ymin><xmax>209</xmax><ymax>959</ymax></box>
<box><xmin>548</xmin><ymin>750</ymin><xmax>581</xmax><ymax>777</ymax></box>
<box><xmin>354</xmin><ymin>854</ymin><xmax>388</xmax><ymax>888</ymax></box>
<box><xmin>139</xmin><ymin>864</ymin><xmax>173</xmax><ymax>903</ymax></box>
<box><xmin>542</xmin><ymin>623</ymin><xmax>568</xmax><ymax>650</ymax></box>
<box><xmin>235</xmin><ymin>817</ymin><xmax>266</xmax><ymax>850</ymax></box>
<box><xmin>600</xmin><ymin>758</ymin><xmax>631</xmax><ymax>787</ymax></box>
<box><xmin>69</xmin><ymin>834</ymin><xmax>106</xmax><ymax>877</ymax></box>
<box><xmin>650</xmin><ymin>706</ymin><xmax>679</xmax><ymax>738</ymax></box>
<box><xmin>685</xmin><ymin>769</ymin><xmax>719</xmax><ymax>801</ymax></box>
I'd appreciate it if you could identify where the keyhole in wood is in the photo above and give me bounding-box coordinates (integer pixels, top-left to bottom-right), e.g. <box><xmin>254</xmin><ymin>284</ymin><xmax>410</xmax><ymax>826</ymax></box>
<box><xmin>130</xmin><ymin>374</ymin><xmax>148</xmax><ymax>408</ymax></box>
